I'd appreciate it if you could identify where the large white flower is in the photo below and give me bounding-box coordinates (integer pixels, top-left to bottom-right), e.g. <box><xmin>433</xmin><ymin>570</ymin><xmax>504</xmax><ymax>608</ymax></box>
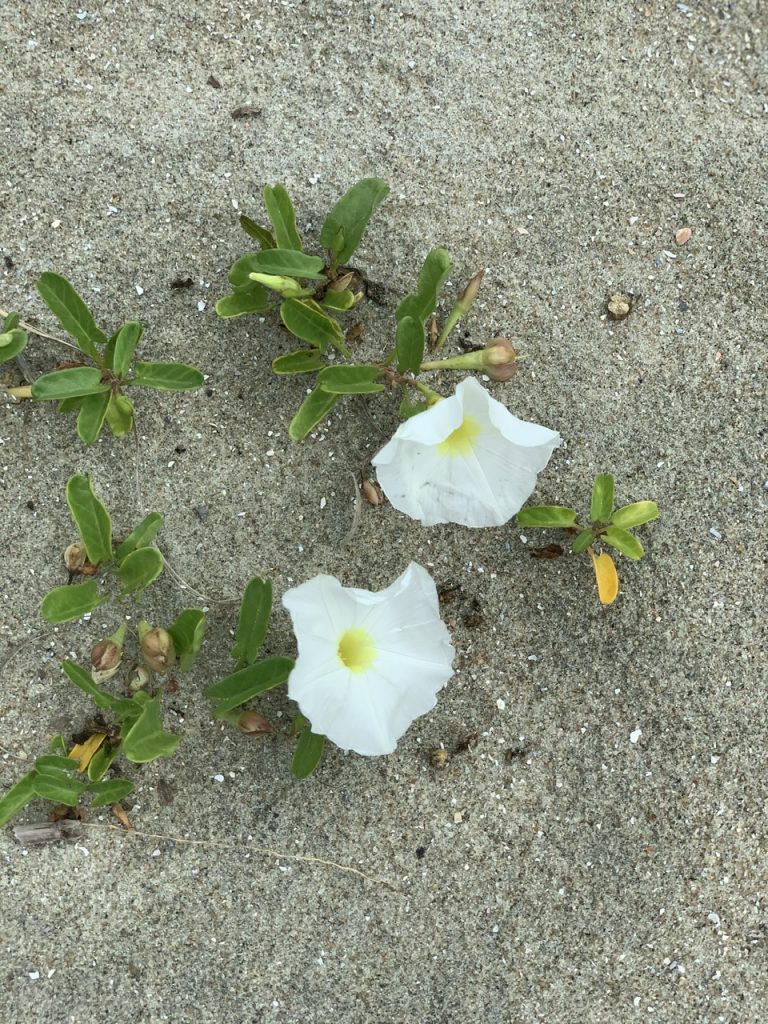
<box><xmin>372</xmin><ymin>376</ymin><xmax>560</xmax><ymax>527</ymax></box>
<box><xmin>282</xmin><ymin>563</ymin><xmax>454</xmax><ymax>756</ymax></box>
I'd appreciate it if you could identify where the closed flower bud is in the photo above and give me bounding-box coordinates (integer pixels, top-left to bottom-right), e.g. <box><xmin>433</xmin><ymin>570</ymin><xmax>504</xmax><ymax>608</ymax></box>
<box><xmin>127</xmin><ymin>663</ymin><xmax>151</xmax><ymax>692</ymax></box>
<box><xmin>238</xmin><ymin>711</ymin><xmax>275</xmax><ymax>737</ymax></box>
<box><xmin>138</xmin><ymin>621</ymin><xmax>176</xmax><ymax>673</ymax></box>
<box><xmin>483</xmin><ymin>337</ymin><xmax>520</xmax><ymax>382</ymax></box>
<box><xmin>90</xmin><ymin>625</ymin><xmax>126</xmax><ymax>684</ymax></box>
<box><xmin>64</xmin><ymin>542</ymin><xmax>98</xmax><ymax>575</ymax></box>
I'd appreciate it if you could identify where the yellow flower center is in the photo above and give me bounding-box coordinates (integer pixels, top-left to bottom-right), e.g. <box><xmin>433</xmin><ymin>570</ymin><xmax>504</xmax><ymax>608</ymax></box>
<box><xmin>437</xmin><ymin>415</ymin><xmax>481</xmax><ymax>456</ymax></box>
<box><xmin>337</xmin><ymin>627</ymin><xmax>376</xmax><ymax>673</ymax></box>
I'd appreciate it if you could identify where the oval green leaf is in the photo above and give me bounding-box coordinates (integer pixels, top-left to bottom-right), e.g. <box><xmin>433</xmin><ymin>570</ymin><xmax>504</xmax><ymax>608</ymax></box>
<box><xmin>121</xmin><ymin>694</ymin><xmax>181</xmax><ymax>763</ymax></box>
<box><xmin>591</xmin><ymin>473</ymin><xmax>615</xmax><ymax>522</ymax></box>
<box><xmin>317</xmin><ymin>364</ymin><xmax>384</xmax><ymax>395</ymax></box>
<box><xmin>280</xmin><ymin>298</ymin><xmax>346</xmax><ymax>352</ymax></box>
<box><xmin>114</xmin><ymin>511</ymin><xmax>164</xmax><ymax>564</ymax></box>
<box><xmin>32</xmin><ymin>774</ymin><xmax>89</xmax><ymax>806</ymax></box>
<box><xmin>40</xmin><ymin>582</ymin><xmax>107</xmax><ymax>624</ymax></box>
<box><xmin>36</xmin><ymin>272</ymin><xmax>107</xmax><ymax>358</ymax></box>
<box><xmin>272</xmin><ymin>349</ymin><xmax>326</xmax><ymax>375</ymax></box>
<box><xmin>0</xmin><ymin>328</ymin><xmax>28</xmax><ymax>363</ymax></box>
<box><xmin>249</xmin><ymin>249</ymin><xmax>326</xmax><ymax>281</ymax></box>
<box><xmin>67</xmin><ymin>474</ymin><xmax>112</xmax><ymax>564</ymax></box>
<box><xmin>168</xmin><ymin>608</ymin><xmax>207</xmax><ymax>672</ymax></box>
<box><xmin>86</xmin><ymin>742</ymin><xmax>119</xmax><ymax>782</ymax></box>
<box><xmin>395</xmin><ymin>315</ymin><xmax>425</xmax><ymax>375</ymax></box>
<box><xmin>288</xmin><ymin>386</ymin><xmax>340</xmax><ymax>441</ymax></box>
<box><xmin>76</xmin><ymin>390</ymin><xmax>111</xmax><ymax>444</ymax></box>
<box><xmin>239</xmin><ymin>215</ymin><xmax>275</xmax><ymax>249</ymax></box>
<box><xmin>396</xmin><ymin>248</ymin><xmax>453</xmax><ymax>324</ymax></box>
<box><xmin>571</xmin><ymin>528</ymin><xmax>596</xmax><ymax>554</ymax></box>
<box><xmin>602</xmin><ymin>526</ymin><xmax>644</xmax><ymax>560</ymax></box>
<box><xmin>112</xmin><ymin>320</ymin><xmax>143</xmax><ymax>376</ymax></box>
<box><xmin>131</xmin><ymin>362</ymin><xmax>204</xmax><ymax>391</ymax></box>
<box><xmin>32</xmin><ymin>367</ymin><xmax>109</xmax><ymax>401</ymax></box>
<box><xmin>0</xmin><ymin>772</ymin><xmax>38</xmax><ymax>828</ymax></box>
<box><xmin>319</xmin><ymin>178</ymin><xmax>390</xmax><ymax>264</ymax></box>
<box><xmin>88</xmin><ymin>779</ymin><xmax>134</xmax><ymax>808</ymax></box>
<box><xmin>611</xmin><ymin>501</ymin><xmax>660</xmax><ymax>529</ymax></box>
<box><xmin>105</xmin><ymin>392</ymin><xmax>135</xmax><ymax>435</ymax></box>
<box><xmin>516</xmin><ymin>506</ymin><xmax>579</xmax><ymax>529</ymax></box>
<box><xmin>231</xmin><ymin>577</ymin><xmax>273</xmax><ymax>667</ymax></box>
<box><xmin>215</xmin><ymin>288</ymin><xmax>270</xmax><ymax>318</ymax></box>
<box><xmin>321</xmin><ymin>289</ymin><xmax>355</xmax><ymax>311</ymax></box>
<box><xmin>291</xmin><ymin>728</ymin><xmax>326</xmax><ymax>780</ymax></box>
<box><xmin>206</xmin><ymin>655</ymin><xmax>294</xmax><ymax>714</ymax></box>
<box><xmin>263</xmin><ymin>184</ymin><xmax>303</xmax><ymax>251</ymax></box>
<box><xmin>34</xmin><ymin>755</ymin><xmax>82</xmax><ymax>777</ymax></box>
<box><xmin>117</xmin><ymin>546</ymin><xmax>164</xmax><ymax>596</ymax></box>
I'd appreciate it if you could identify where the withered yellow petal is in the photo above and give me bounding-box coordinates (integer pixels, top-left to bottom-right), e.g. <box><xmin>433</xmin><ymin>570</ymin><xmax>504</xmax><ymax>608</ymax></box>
<box><xmin>590</xmin><ymin>550</ymin><xmax>619</xmax><ymax>605</ymax></box>
<box><xmin>68</xmin><ymin>733</ymin><xmax>107</xmax><ymax>772</ymax></box>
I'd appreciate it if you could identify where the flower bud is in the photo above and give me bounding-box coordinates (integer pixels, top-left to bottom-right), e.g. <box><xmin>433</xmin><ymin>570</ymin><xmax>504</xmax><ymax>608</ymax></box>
<box><xmin>90</xmin><ymin>625</ymin><xmax>126</xmax><ymax>684</ymax></box>
<box><xmin>482</xmin><ymin>337</ymin><xmax>520</xmax><ymax>382</ymax></box>
<box><xmin>64</xmin><ymin>542</ymin><xmax>98</xmax><ymax>575</ymax></box>
<box><xmin>457</xmin><ymin>268</ymin><xmax>485</xmax><ymax>310</ymax></box>
<box><xmin>138</xmin><ymin>621</ymin><xmax>176</xmax><ymax>673</ymax></box>
<box><xmin>238</xmin><ymin>711</ymin><xmax>275</xmax><ymax>737</ymax></box>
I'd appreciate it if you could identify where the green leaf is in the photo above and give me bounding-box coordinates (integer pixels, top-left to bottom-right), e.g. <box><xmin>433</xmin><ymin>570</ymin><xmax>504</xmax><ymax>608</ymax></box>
<box><xmin>76</xmin><ymin>390</ymin><xmax>110</xmax><ymax>444</ymax></box>
<box><xmin>602</xmin><ymin>526</ymin><xmax>644</xmax><ymax>560</ymax></box>
<box><xmin>67</xmin><ymin>474</ymin><xmax>112</xmax><ymax>564</ymax></box>
<box><xmin>131</xmin><ymin>362</ymin><xmax>204</xmax><ymax>391</ymax></box>
<box><xmin>291</xmin><ymin>728</ymin><xmax>326</xmax><ymax>780</ymax></box>
<box><xmin>121</xmin><ymin>694</ymin><xmax>181</xmax><ymax>763</ymax></box>
<box><xmin>114</xmin><ymin>512</ymin><xmax>163</xmax><ymax>564</ymax></box>
<box><xmin>117</xmin><ymin>546</ymin><xmax>164</xmax><ymax>596</ymax></box>
<box><xmin>40</xmin><ymin>582</ymin><xmax>107</xmax><ymax>624</ymax></box>
<box><xmin>49</xmin><ymin>735</ymin><xmax>68</xmax><ymax>755</ymax></box>
<box><xmin>0</xmin><ymin>771</ymin><xmax>38</xmax><ymax>828</ymax></box>
<box><xmin>206</xmin><ymin>656</ymin><xmax>294</xmax><ymax>715</ymax></box>
<box><xmin>611</xmin><ymin>501</ymin><xmax>660</xmax><ymax>529</ymax></box>
<box><xmin>516</xmin><ymin>506</ymin><xmax>579</xmax><ymax>529</ymax></box>
<box><xmin>36</xmin><ymin>272</ymin><xmax>107</xmax><ymax>358</ymax></box>
<box><xmin>271</xmin><ymin>349</ymin><xmax>326</xmax><ymax>375</ymax></box>
<box><xmin>319</xmin><ymin>178</ymin><xmax>389</xmax><ymax>264</ymax></box>
<box><xmin>62</xmin><ymin>660</ymin><xmax>136</xmax><ymax>714</ymax></box>
<box><xmin>263</xmin><ymin>184</ymin><xmax>303</xmax><ymax>251</ymax></box>
<box><xmin>34</xmin><ymin>755</ymin><xmax>81</xmax><ymax>776</ymax></box>
<box><xmin>231</xmin><ymin>577</ymin><xmax>272</xmax><ymax>667</ymax></box>
<box><xmin>395</xmin><ymin>315</ymin><xmax>425</xmax><ymax>375</ymax></box>
<box><xmin>239</xmin><ymin>215</ymin><xmax>276</xmax><ymax>249</ymax></box>
<box><xmin>288</xmin><ymin>387</ymin><xmax>340</xmax><ymax>441</ymax></box>
<box><xmin>321</xmin><ymin>289</ymin><xmax>355</xmax><ymax>311</ymax></box>
<box><xmin>228</xmin><ymin>254</ymin><xmax>274</xmax><ymax>289</ymax></box>
<box><xmin>591</xmin><ymin>473</ymin><xmax>615</xmax><ymax>522</ymax></box>
<box><xmin>317</xmin><ymin>364</ymin><xmax>384</xmax><ymax>395</ymax></box>
<box><xmin>0</xmin><ymin>328</ymin><xmax>28</xmax><ymax>363</ymax></box>
<box><xmin>86</xmin><ymin>742</ymin><xmax>119</xmax><ymax>782</ymax></box>
<box><xmin>248</xmin><ymin>249</ymin><xmax>326</xmax><ymax>281</ymax></box>
<box><xmin>2</xmin><ymin>311</ymin><xmax>20</xmax><ymax>331</ymax></box>
<box><xmin>32</xmin><ymin>367</ymin><xmax>109</xmax><ymax>401</ymax></box>
<box><xmin>104</xmin><ymin>392</ymin><xmax>134</xmax><ymax>435</ymax></box>
<box><xmin>395</xmin><ymin>248</ymin><xmax>453</xmax><ymax>324</ymax></box>
<box><xmin>571</xmin><ymin>528</ymin><xmax>596</xmax><ymax>554</ymax></box>
<box><xmin>112</xmin><ymin>321</ymin><xmax>143</xmax><ymax>376</ymax></box>
<box><xmin>167</xmin><ymin>608</ymin><xmax>207</xmax><ymax>671</ymax></box>
<box><xmin>88</xmin><ymin>779</ymin><xmax>134</xmax><ymax>808</ymax></box>
<box><xmin>399</xmin><ymin>397</ymin><xmax>428</xmax><ymax>419</ymax></box>
<box><xmin>215</xmin><ymin>287</ymin><xmax>270</xmax><ymax>318</ymax></box>
<box><xmin>280</xmin><ymin>298</ymin><xmax>346</xmax><ymax>353</ymax></box>
<box><xmin>32</xmin><ymin>773</ymin><xmax>89</xmax><ymax>806</ymax></box>
<box><xmin>57</xmin><ymin>396</ymin><xmax>85</xmax><ymax>413</ymax></box>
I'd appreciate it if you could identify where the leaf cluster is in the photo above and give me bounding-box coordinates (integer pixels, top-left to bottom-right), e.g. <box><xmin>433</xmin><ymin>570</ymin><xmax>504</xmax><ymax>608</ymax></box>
<box><xmin>28</xmin><ymin>273</ymin><xmax>203</xmax><ymax>443</ymax></box>
<box><xmin>204</xmin><ymin>577</ymin><xmax>324</xmax><ymax>779</ymax></box>
<box><xmin>0</xmin><ymin>311</ymin><xmax>28</xmax><ymax>364</ymax></box>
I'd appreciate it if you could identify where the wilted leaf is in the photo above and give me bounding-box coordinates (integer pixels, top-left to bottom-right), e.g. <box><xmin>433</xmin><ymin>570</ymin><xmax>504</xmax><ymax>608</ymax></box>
<box><xmin>590</xmin><ymin>550</ymin><xmax>619</xmax><ymax>605</ymax></box>
<box><xmin>68</xmin><ymin>734</ymin><xmax>107</xmax><ymax>773</ymax></box>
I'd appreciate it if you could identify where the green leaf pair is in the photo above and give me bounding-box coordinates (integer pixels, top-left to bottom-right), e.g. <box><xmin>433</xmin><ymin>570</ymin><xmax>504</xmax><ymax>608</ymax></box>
<box><xmin>28</xmin><ymin>273</ymin><xmax>203</xmax><ymax>443</ymax></box>
<box><xmin>40</xmin><ymin>476</ymin><xmax>166</xmax><ymax>624</ymax></box>
<box><xmin>0</xmin><ymin>311</ymin><xmax>28</xmax><ymax>364</ymax></box>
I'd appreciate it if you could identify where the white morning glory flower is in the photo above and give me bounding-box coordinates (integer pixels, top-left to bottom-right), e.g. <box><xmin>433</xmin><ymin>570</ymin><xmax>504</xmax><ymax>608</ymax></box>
<box><xmin>372</xmin><ymin>376</ymin><xmax>561</xmax><ymax>527</ymax></box>
<box><xmin>282</xmin><ymin>563</ymin><xmax>454</xmax><ymax>756</ymax></box>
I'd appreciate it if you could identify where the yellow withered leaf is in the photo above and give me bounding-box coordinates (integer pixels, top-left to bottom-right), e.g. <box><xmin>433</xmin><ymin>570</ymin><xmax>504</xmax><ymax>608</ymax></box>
<box><xmin>68</xmin><ymin>733</ymin><xmax>107</xmax><ymax>772</ymax></box>
<box><xmin>590</xmin><ymin>550</ymin><xmax>619</xmax><ymax>605</ymax></box>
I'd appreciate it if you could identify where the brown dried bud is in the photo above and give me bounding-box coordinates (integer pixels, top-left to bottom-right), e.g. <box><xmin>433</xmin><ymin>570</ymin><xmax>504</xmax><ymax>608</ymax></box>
<box><xmin>139</xmin><ymin>624</ymin><xmax>176</xmax><ymax>674</ymax></box>
<box><xmin>238</xmin><ymin>711</ymin><xmax>275</xmax><ymax>737</ymax></box>
<box><xmin>607</xmin><ymin>293</ymin><xmax>632</xmax><ymax>320</ymax></box>
<box><xmin>90</xmin><ymin>625</ymin><xmax>126</xmax><ymax>684</ymax></box>
<box><xmin>429</xmin><ymin>747</ymin><xmax>450</xmax><ymax>768</ymax></box>
<box><xmin>362</xmin><ymin>478</ymin><xmax>384</xmax><ymax>507</ymax></box>
<box><xmin>64</xmin><ymin>542</ymin><xmax>98</xmax><ymax>575</ymax></box>
<box><xmin>127</xmin><ymin>664</ymin><xmax>151</xmax><ymax>692</ymax></box>
<box><xmin>483</xmin><ymin>337</ymin><xmax>520</xmax><ymax>382</ymax></box>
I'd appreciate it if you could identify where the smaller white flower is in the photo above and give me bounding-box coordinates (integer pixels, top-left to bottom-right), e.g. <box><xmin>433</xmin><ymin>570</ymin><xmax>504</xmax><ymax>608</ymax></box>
<box><xmin>372</xmin><ymin>377</ymin><xmax>560</xmax><ymax>527</ymax></box>
<box><xmin>282</xmin><ymin>563</ymin><xmax>454</xmax><ymax>756</ymax></box>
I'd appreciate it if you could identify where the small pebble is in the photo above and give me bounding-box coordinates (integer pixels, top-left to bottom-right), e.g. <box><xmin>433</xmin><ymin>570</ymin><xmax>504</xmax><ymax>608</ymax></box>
<box><xmin>709</xmin><ymin>527</ymin><xmax>722</xmax><ymax>540</ymax></box>
<box><xmin>675</xmin><ymin>226</ymin><xmax>692</xmax><ymax>246</ymax></box>
<box><xmin>630</xmin><ymin>729</ymin><xmax>642</xmax><ymax>744</ymax></box>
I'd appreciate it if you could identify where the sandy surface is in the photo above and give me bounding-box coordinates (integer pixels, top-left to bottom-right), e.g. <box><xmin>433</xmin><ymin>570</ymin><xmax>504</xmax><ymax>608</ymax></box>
<box><xmin>1</xmin><ymin>2</ymin><xmax>766</xmax><ymax>1022</ymax></box>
